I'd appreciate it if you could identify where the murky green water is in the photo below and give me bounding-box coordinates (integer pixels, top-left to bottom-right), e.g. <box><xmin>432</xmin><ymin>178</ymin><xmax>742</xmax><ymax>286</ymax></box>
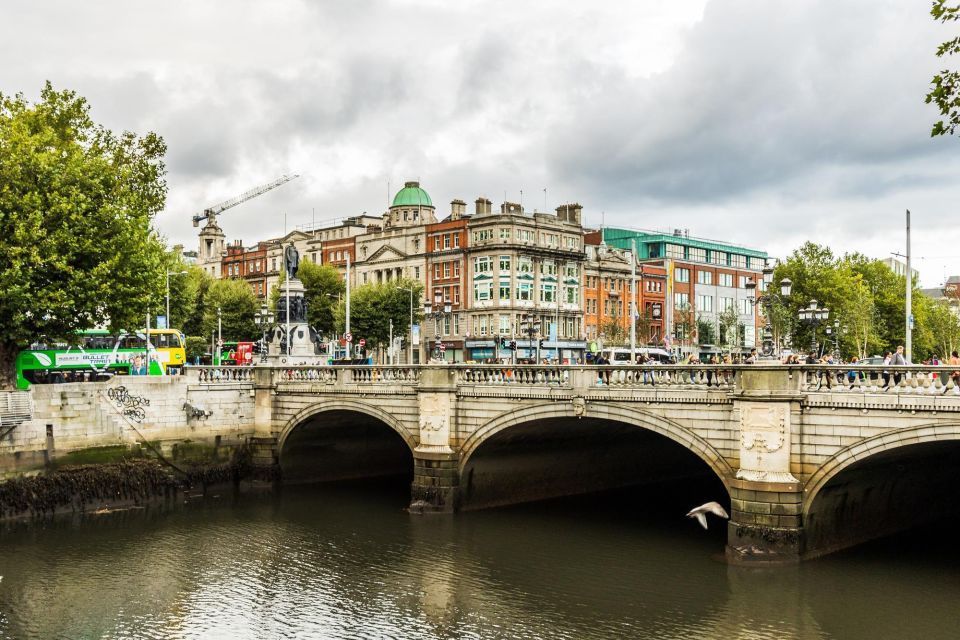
<box><xmin>0</xmin><ymin>481</ymin><xmax>956</xmax><ymax>640</ymax></box>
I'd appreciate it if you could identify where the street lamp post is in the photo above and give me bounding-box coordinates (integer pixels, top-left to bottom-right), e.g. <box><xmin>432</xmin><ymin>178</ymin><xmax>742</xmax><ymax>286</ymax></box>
<box><xmin>216</xmin><ymin>307</ymin><xmax>222</xmax><ymax>365</ymax></box>
<box><xmin>398</xmin><ymin>286</ymin><xmax>414</xmax><ymax>364</ymax></box>
<box><xmin>825</xmin><ymin>318</ymin><xmax>841</xmax><ymax>358</ymax></box>
<box><xmin>165</xmin><ymin>270</ymin><xmax>188</xmax><ymax>330</ymax></box>
<box><xmin>744</xmin><ymin>267</ymin><xmax>792</xmax><ymax>358</ymax></box>
<box><xmin>798</xmin><ymin>299</ymin><xmax>830</xmax><ymax>355</ymax></box>
<box><xmin>423</xmin><ymin>293</ymin><xmax>452</xmax><ymax>362</ymax></box>
<box><xmin>522</xmin><ymin>312</ymin><xmax>541</xmax><ymax>362</ymax></box>
<box><xmin>254</xmin><ymin>303</ymin><xmax>275</xmax><ymax>363</ymax></box>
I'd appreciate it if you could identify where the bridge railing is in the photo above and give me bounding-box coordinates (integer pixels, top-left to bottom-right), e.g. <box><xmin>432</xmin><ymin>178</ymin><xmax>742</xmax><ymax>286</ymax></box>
<box><xmin>186</xmin><ymin>366</ymin><xmax>256</xmax><ymax>384</ymax></box>
<box><xmin>797</xmin><ymin>364</ymin><xmax>960</xmax><ymax>394</ymax></box>
<box><xmin>455</xmin><ymin>364</ymin><xmax>743</xmax><ymax>389</ymax></box>
<box><xmin>273</xmin><ymin>365</ymin><xmax>423</xmax><ymax>385</ymax></box>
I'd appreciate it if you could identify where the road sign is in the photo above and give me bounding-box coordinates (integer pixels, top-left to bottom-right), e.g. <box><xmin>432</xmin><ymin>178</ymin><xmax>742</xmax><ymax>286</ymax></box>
<box><xmin>439</xmin><ymin>343</ymin><xmax>446</xmax><ymax>352</ymax></box>
<box><xmin>344</xmin><ymin>332</ymin><xmax>353</xmax><ymax>342</ymax></box>
<box><xmin>359</xmin><ymin>338</ymin><xmax>366</xmax><ymax>347</ymax></box>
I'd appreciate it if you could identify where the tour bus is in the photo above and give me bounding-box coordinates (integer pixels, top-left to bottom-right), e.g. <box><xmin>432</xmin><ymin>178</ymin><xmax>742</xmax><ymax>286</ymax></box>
<box><xmin>15</xmin><ymin>329</ymin><xmax>187</xmax><ymax>389</ymax></box>
<box><xmin>599</xmin><ymin>347</ymin><xmax>677</xmax><ymax>364</ymax></box>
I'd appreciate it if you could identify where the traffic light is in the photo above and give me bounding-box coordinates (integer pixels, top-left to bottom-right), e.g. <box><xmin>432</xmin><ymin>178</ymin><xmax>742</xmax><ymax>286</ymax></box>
<box><xmin>499</xmin><ymin>337</ymin><xmax>507</xmax><ymax>349</ymax></box>
<box><xmin>509</xmin><ymin>340</ymin><xmax>517</xmax><ymax>351</ymax></box>
<box><xmin>538</xmin><ymin>339</ymin><xmax>545</xmax><ymax>349</ymax></box>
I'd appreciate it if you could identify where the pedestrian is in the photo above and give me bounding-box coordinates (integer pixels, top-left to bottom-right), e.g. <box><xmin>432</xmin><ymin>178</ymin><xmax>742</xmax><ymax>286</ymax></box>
<box><xmin>880</xmin><ymin>351</ymin><xmax>892</xmax><ymax>390</ymax></box>
<box><xmin>947</xmin><ymin>350</ymin><xmax>960</xmax><ymax>394</ymax></box>
<box><xmin>891</xmin><ymin>345</ymin><xmax>907</xmax><ymax>387</ymax></box>
<box><xmin>745</xmin><ymin>348</ymin><xmax>758</xmax><ymax>364</ymax></box>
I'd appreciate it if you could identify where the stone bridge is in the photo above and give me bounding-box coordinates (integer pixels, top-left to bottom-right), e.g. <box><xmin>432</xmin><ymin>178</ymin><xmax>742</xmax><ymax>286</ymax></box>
<box><xmin>6</xmin><ymin>363</ymin><xmax>960</xmax><ymax>562</ymax></box>
<box><xmin>244</xmin><ymin>362</ymin><xmax>960</xmax><ymax>562</ymax></box>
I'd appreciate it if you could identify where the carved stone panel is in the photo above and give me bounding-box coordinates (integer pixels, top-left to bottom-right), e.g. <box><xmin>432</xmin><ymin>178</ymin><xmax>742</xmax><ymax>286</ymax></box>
<box><xmin>736</xmin><ymin>401</ymin><xmax>798</xmax><ymax>483</ymax></box>
<box><xmin>418</xmin><ymin>392</ymin><xmax>454</xmax><ymax>452</ymax></box>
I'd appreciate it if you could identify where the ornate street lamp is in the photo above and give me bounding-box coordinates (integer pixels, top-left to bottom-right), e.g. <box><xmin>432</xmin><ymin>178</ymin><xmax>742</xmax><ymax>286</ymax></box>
<box><xmin>745</xmin><ymin>267</ymin><xmax>792</xmax><ymax>357</ymax></box>
<box><xmin>798</xmin><ymin>299</ymin><xmax>830</xmax><ymax>355</ymax></box>
<box><xmin>423</xmin><ymin>292</ymin><xmax>452</xmax><ymax>362</ymax></box>
<box><xmin>254</xmin><ymin>303</ymin><xmax>275</xmax><ymax>363</ymax></box>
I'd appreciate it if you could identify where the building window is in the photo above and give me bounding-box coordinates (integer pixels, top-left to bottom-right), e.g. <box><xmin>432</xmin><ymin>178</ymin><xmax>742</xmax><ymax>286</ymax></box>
<box><xmin>738</xmin><ymin>298</ymin><xmax>751</xmax><ymax>315</ymax></box>
<box><xmin>565</xmin><ymin>286</ymin><xmax>579</xmax><ymax>305</ymax></box>
<box><xmin>474</xmin><ymin>282</ymin><xmax>492</xmax><ymax>301</ymax></box>
<box><xmin>499</xmin><ymin>255</ymin><xmax>511</xmax><ymax>272</ymax></box>
<box><xmin>697</xmin><ymin>271</ymin><xmax>713</xmax><ymax>285</ymax></box>
<box><xmin>565</xmin><ymin>262</ymin><xmax>578</xmax><ymax>278</ymax></box>
<box><xmin>454</xmin><ymin>260</ymin><xmax>460</xmax><ymax>277</ymax></box>
<box><xmin>689</xmin><ymin>247</ymin><xmax>706</xmax><ymax>263</ymax></box>
<box><xmin>454</xmin><ymin>235</ymin><xmax>460</xmax><ymax>248</ymax></box>
<box><xmin>517</xmin><ymin>282</ymin><xmax>533</xmax><ymax>301</ymax></box>
<box><xmin>720</xmin><ymin>296</ymin><xmax>734</xmax><ymax>312</ymax></box>
<box><xmin>453</xmin><ymin>314</ymin><xmax>460</xmax><ymax>335</ymax></box>
<box><xmin>540</xmin><ymin>260</ymin><xmax>557</xmax><ymax>276</ymax></box>
<box><xmin>675</xmin><ymin>268</ymin><xmax>690</xmax><ymax>283</ymax></box>
<box><xmin>666</xmin><ymin>244</ymin><xmax>685</xmax><ymax>259</ymax></box>
<box><xmin>710</xmin><ymin>251</ymin><xmax>726</xmax><ymax>265</ymax></box>
<box><xmin>434</xmin><ymin>237</ymin><xmax>441</xmax><ymax>250</ymax></box>
<box><xmin>499</xmin><ymin>279</ymin><xmax>511</xmax><ymax>300</ymax></box>
<box><xmin>540</xmin><ymin>283</ymin><xmax>556</xmax><ymax>303</ymax></box>
<box><xmin>674</xmin><ymin>292</ymin><xmax>689</xmax><ymax>309</ymax></box>
<box><xmin>475</xmin><ymin>256</ymin><xmax>492</xmax><ymax>273</ymax></box>
<box><xmin>738</xmin><ymin>275</ymin><xmax>749</xmax><ymax>288</ymax></box>
<box><xmin>442</xmin><ymin>235</ymin><xmax>450</xmax><ymax>249</ymax></box>
<box><xmin>731</xmin><ymin>254</ymin><xmax>747</xmax><ymax>268</ymax></box>
<box><xmin>454</xmin><ymin>287</ymin><xmax>460</xmax><ymax>304</ymax></box>
<box><xmin>518</xmin><ymin>257</ymin><xmax>533</xmax><ymax>274</ymax></box>
<box><xmin>414</xmin><ymin>266</ymin><xmax>420</xmax><ymax>279</ymax></box>
<box><xmin>499</xmin><ymin>315</ymin><xmax>511</xmax><ymax>335</ymax></box>
<box><xmin>500</xmin><ymin>228</ymin><xmax>511</xmax><ymax>240</ymax></box>
<box><xmin>697</xmin><ymin>294</ymin><xmax>713</xmax><ymax>312</ymax></box>
<box><xmin>718</xmin><ymin>273</ymin><xmax>733</xmax><ymax>287</ymax></box>
<box><xmin>443</xmin><ymin>262</ymin><xmax>451</xmax><ymax>278</ymax></box>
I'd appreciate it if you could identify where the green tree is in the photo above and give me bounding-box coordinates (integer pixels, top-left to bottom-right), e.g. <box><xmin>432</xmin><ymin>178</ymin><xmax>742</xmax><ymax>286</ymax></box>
<box><xmin>696</xmin><ymin>314</ymin><xmax>716</xmax><ymax>346</ymax></box>
<box><xmin>927</xmin><ymin>299</ymin><xmax>960</xmax><ymax>358</ymax></box>
<box><xmin>201</xmin><ymin>279</ymin><xmax>259</xmax><ymax>342</ymax></box>
<box><xmin>600</xmin><ymin>319</ymin><xmax>627</xmax><ymax>345</ymax></box>
<box><xmin>927</xmin><ymin>1</ymin><xmax>960</xmax><ymax>136</ymax></box>
<box><xmin>717</xmin><ymin>307</ymin><xmax>742</xmax><ymax>353</ymax></box>
<box><xmin>0</xmin><ymin>83</ymin><xmax>167</xmax><ymax>387</ymax></box>
<box><xmin>332</xmin><ymin>279</ymin><xmax>423</xmax><ymax>350</ymax></box>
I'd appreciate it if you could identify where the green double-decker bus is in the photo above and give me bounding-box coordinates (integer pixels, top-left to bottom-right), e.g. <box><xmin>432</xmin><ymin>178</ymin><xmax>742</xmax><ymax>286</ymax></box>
<box><xmin>15</xmin><ymin>329</ymin><xmax>187</xmax><ymax>390</ymax></box>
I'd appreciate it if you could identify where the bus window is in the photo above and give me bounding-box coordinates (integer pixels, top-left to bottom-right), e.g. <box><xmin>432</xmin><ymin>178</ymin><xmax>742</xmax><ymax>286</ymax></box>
<box><xmin>121</xmin><ymin>335</ymin><xmax>145</xmax><ymax>349</ymax></box>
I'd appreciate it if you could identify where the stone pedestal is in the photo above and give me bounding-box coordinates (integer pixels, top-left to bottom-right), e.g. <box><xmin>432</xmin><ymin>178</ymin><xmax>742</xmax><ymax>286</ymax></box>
<box><xmin>270</xmin><ymin>278</ymin><xmax>320</xmax><ymax>361</ymax></box>
<box><xmin>410</xmin><ymin>367</ymin><xmax>460</xmax><ymax>513</ymax></box>
<box><xmin>729</xmin><ymin>368</ymin><xmax>805</xmax><ymax>562</ymax></box>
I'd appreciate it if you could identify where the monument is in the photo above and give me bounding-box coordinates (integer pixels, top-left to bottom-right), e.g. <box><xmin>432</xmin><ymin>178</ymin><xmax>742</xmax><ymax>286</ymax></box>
<box><xmin>269</xmin><ymin>244</ymin><xmax>326</xmax><ymax>363</ymax></box>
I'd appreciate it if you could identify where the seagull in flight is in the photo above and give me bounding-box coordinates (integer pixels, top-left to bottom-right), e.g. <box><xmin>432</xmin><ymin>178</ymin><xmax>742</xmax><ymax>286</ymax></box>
<box><xmin>686</xmin><ymin>502</ymin><xmax>729</xmax><ymax>530</ymax></box>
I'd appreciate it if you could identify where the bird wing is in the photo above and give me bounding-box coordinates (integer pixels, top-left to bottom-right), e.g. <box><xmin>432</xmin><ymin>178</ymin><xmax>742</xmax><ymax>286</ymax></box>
<box><xmin>694</xmin><ymin>512</ymin><xmax>708</xmax><ymax>530</ymax></box>
<box><xmin>705</xmin><ymin>502</ymin><xmax>730</xmax><ymax>519</ymax></box>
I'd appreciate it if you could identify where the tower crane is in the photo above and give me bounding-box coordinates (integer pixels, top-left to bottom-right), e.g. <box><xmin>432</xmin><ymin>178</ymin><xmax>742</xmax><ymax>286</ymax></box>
<box><xmin>192</xmin><ymin>173</ymin><xmax>301</xmax><ymax>227</ymax></box>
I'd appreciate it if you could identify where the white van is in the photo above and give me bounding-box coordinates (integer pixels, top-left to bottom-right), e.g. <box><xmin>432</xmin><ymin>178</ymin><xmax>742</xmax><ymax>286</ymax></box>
<box><xmin>599</xmin><ymin>347</ymin><xmax>676</xmax><ymax>364</ymax></box>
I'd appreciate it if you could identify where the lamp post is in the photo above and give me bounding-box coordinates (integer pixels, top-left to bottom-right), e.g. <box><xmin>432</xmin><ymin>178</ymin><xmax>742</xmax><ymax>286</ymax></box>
<box><xmin>825</xmin><ymin>318</ymin><xmax>841</xmax><ymax>359</ymax></box>
<box><xmin>423</xmin><ymin>292</ymin><xmax>452</xmax><ymax>362</ymax></box>
<box><xmin>522</xmin><ymin>312</ymin><xmax>541</xmax><ymax>362</ymax></box>
<box><xmin>398</xmin><ymin>286</ymin><xmax>414</xmax><ymax>364</ymax></box>
<box><xmin>798</xmin><ymin>299</ymin><xmax>830</xmax><ymax>355</ymax></box>
<box><xmin>254</xmin><ymin>303</ymin><xmax>274</xmax><ymax>363</ymax></box>
<box><xmin>216</xmin><ymin>307</ymin><xmax>222</xmax><ymax>365</ymax></box>
<box><xmin>744</xmin><ymin>267</ymin><xmax>792</xmax><ymax>358</ymax></box>
<box><xmin>165</xmin><ymin>270</ymin><xmax>188</xmax><ymax>329</ymax></box>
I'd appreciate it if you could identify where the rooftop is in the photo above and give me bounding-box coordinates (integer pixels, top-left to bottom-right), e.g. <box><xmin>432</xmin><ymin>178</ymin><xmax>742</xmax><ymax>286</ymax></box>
<box><xmin>392</xmin><ymin>181</ymin><xmax>433</xmax><ymax>208</ymax></box>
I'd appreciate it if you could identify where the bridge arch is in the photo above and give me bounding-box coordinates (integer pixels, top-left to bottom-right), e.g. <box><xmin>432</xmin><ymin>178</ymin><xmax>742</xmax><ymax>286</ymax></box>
<box><xmin>460</xmin><ymin>400</ymin><xmax>736</xmax><ymax>488</ymax></box>
<box><xmin>277</xmin><ymin>398</ymin><xmax>418</xmax><ymax>455</ymax></box>
<box><xmin>803</xmin><ymin>422</ymin><xmax>960</xmax><ymax>514</ymax></box>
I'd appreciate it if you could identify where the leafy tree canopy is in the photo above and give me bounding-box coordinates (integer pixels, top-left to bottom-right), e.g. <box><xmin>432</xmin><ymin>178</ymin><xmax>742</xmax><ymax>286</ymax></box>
<box><xmin>0</xmin><ymin>83</ymin><xmax>167</xmax><ymax>387</ymax></box>
<box><xmin>333</xmin><ymin>279</ymin><xmax>423</xmax><ymax>349</ymax></box>
<box><xmin>270</xmin><ymin>260</ymin><xmax>345</xmax><ymax>336</ymax></box>
<box><xmin>927</xmin><ymin>1</ymin><xmax>960</xmax><ymax>135</ymax></box>
<box><xmin>201</xmin><ymin>279</ymin><xmax>259</xmax><ymax>342</ymax></box>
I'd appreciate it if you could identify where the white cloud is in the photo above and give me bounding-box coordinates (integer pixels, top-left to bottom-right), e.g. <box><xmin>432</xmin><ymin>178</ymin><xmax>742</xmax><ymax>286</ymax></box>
<box><xmin>2</xmin><ymin>0</ymin><xmax>958</xmax><ymax>286</ymax></box>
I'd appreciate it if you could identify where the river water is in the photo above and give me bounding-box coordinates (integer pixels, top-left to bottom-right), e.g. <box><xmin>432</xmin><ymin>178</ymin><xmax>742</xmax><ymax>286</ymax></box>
<box><xmin>0</xmin><ymin>480</ymin><xmax>956</xmax><ymax>640</ymax></box>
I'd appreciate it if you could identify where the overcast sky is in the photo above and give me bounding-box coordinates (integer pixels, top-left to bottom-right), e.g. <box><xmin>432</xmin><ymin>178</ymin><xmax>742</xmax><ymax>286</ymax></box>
<box><xmin>3</xmin><ymin>0</ymin><xmax>958</xmax><ymax>286</ymax></box>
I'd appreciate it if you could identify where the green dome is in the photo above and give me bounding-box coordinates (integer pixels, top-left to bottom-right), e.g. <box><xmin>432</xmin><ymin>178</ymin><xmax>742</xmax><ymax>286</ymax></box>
<box><xmin>392</xmin><ymin>181</ymin><xmax>433</xmax><ymax>208</ymax></box>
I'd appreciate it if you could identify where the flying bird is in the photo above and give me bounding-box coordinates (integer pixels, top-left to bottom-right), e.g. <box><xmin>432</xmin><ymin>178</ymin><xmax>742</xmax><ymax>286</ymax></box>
<box><xmin>686</xmin><ymin>501</ymin><xmax>729</xmax><ymax>530</ymax></box>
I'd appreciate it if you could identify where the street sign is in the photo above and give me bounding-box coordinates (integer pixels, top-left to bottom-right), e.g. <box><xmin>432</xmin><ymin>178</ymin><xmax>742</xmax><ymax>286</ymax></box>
<box><xmin>359</xmin><ymin>338</ymin><xmax>366</xmax><ymax>347</ymax></box>
<box><xmin>439</xmin><ymin>343</ymin><xmax>446</xmax><ymax>352</ymax></box>
<box><xmin>344</xmin><ymin>332</ymin><xmax>353</xmax><ymax>342</ymax></box>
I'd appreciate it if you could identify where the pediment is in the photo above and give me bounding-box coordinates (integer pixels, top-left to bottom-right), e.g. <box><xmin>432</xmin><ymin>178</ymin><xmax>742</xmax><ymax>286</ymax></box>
<box><xmin>364</xmin><ymin>244</ymin><xmax>408</xmax><ymax>262</ymax></box>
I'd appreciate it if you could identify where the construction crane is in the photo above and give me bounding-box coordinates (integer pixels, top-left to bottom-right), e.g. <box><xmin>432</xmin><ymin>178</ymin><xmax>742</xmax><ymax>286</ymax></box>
<box><xmin>192</xmin><ymin>173</ymin><xmax>300</xmax><ymax>227</ymax></box>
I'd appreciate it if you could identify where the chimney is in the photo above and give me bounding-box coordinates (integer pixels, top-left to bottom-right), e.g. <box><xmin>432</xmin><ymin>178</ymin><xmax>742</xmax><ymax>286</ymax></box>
<box><xmin>500</xmin><ymin>201</ymin><xmax>523</xmax><ymax>215</ymax></box>
<box><xmin>450</xmin><ymin>199</ymin><xmax>466</xmax><ymax>220</ymax></box>
<box><xmin>555</xmin><ymin>203</ymin><xmax>583</xmax><ymax>225</ymax></box>
<box><xmin>475</xmin><ymin>197</ymin><xmax>492</xmax><ymax>216</ymax></box>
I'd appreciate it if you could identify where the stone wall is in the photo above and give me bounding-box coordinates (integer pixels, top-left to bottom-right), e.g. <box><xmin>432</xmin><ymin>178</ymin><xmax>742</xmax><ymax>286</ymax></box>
<box><xmin>0</xmin><ymin>374</ymin><xmax>256</xmax><ymax>477</ymax></box>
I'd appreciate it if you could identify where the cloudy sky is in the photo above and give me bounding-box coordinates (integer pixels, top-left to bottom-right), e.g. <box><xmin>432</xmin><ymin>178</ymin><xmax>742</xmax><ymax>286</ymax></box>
<box><xmin>3</xmin><ymin>0</ymin><xmax>958</xmax><ymax>286</ymax></box>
